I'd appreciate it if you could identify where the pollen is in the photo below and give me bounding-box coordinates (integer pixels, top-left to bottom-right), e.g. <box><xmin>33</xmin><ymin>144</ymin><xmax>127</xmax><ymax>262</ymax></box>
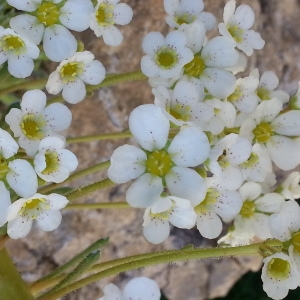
<box><xmin>36</xmin><ymin>2</ymin><xmax>60</xmax><ymax>26</ymax></box>
<box><xmin>146</xmin><ymin>150</ymin><xmax>173</xmax><ymax>177</ymax></box>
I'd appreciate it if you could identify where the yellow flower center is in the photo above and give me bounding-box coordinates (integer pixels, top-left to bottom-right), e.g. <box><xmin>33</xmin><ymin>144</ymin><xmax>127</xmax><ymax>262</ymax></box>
<box><xmin>19</xmin><ymin>198</ymin><xmax>50</xmax><ymax>219</ymax></box>
<box><xmin>175</xmin><ymin>13</ymin><xmax>196</xmax><ymax>25</ymax></box>
<box><xmin>253</xmin><ymin>122</ymin><xmax>274</xmax><ymax>143</ymax></box>
<box><xmin>21</xmin><ymin>114</ymin><xmax>46</xmax><ymax>140</ymax></box>
<box><xmin>1</xmin><ymin>35</ymin><xmax>25</xmax><ymax>54</ymax></box>
<box><xmin>146</xmin><ymin>150</ymin><xmax>173</xmax><ymax>177</ymax></box>
<box><xmin>184</xmin><ymin>54</ymin><xmax>205</xmax><ymax>77</ymax></box>
<box><xmin>36</xmin><ymin>2</ymin><xmax>60</xmax><ymax>26</ymax></box>
<box><xmin>227</xmin><ymin>24</ymin><xmax>244</xmax><ymax>43</ymax></box>
<box><xmin>256</xmin><ymin>87</ymin><xmax>271</xmax><ymax>101</ymax></box>
<box><xmin>228</xmin><ymin>87</ymin><xmax>243</xmax><ymax>102</ymax></box>
<box><xmin>168</xmin><ymin>104</ymin><xmax>191</xmax><ymax>122</ymax></box>
<box><xmin>240</xmin><ymin>200</ymin><xmax>255</xmax><ymax>218</ymax></box>
<box><xmin>267</xmin><ymin>257</ymin><xmax>291</xmax><ymax>280</ymax></box>
<box><xmin>194</xmin><ymin>189</ymin><xmax>219</xmax><ymax>214</ymax></box>
<box><xmin>0</xmin><ymin>156</ymin><xmax>8</xmax><ymax>181</ymax></box>
<box><xmin>59</xmin><ymin>62</ymin><xmax>84</xmax><ymax>83</ymax></box>
<box><xmin>95</xmin><ymin>3</ymin><xmax>114</xmax><ymax>26</ymax></box>
<box><xmin>42</xmin><ymin>151</ymin><xmax>60</xmax><ymax>175</ymax></box>
<box><xmin>155</xmin><ymin>48</ymin><xmax>178</xmax><ymax>69</ymax></box>
<box><xmin>292</xmin><ymin>231</ymin><xmax>300</xmax><ymax>253</ymax></box>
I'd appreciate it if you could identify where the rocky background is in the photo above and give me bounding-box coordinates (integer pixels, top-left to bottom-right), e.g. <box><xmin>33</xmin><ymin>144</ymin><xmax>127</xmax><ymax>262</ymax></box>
<box><xmin>6</xmin><ymin>0</ymin><xmax>300</xmax><ymax>299</ymax></box>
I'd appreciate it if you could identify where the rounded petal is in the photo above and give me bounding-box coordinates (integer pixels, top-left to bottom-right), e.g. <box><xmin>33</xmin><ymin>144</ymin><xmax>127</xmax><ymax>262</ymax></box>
<box><xmin>8</xmin><ymin>55</ymin><xmax>34</xmax><ymax>78</ymax></box>
<box><xmin>6</xmin><ymin>0</ymin><xmax>39</xmax><ymax>11</ymax></box>
<box><xmin>46</xmin><ymin>71</ymin><xmax>64</xmax><ymax>94</ymax></box>
<box><xmin>108</xmin><ymin>145</ymin><xmax>147</xmax><ymax>183</ymax></box>
<box><xmin>0</xmin><ymin>129</ymin><xmax>19</xmax><ymax>159</ymax></box>
<box><xmin>7</xmin><ymin>216</ymin><xmax>33</xmax><ymax>239</ymax></box>
<box><xmin>102</xmin><ymin>26</ymin><xmax>123</xmax><ymax>46</ymax></box>
<box><xmin>196</xmin><ymin>209</ymin><xmax>222</xmax><ymax>239</ymax></box>
<box><xmin>143</xmin><ymin>218</ymin><xmax>170</xmax><ymax>244</ymax></box>
<box><xmin>79</xmin><ymin>60</ymin><xmax>106</xmax><ymax>85</ymax></box>
<box><xmin>260</xmin><ymin>71</ymin><xmax>278</xmax><ymax>90</ymax></box>
<box><xmin>113</xmin><ymin>3</ymin><xmax>133</xmax><ymax>25</ymax></box>
<box><xmin>43</xmin><ymin>103</ymin><xmax>72</xmax><ymax>131</ymax></box>
<box><xmin>10</xmin><ymin>15</ymin><xmax>44</xmax><ymax>45</ymax></box>
<box><xmin>166</xmin><ymin>166</ymin><xmax>206</xmax><ymax>206</ymax></box>
<box><xmin>102</xmin><ymin>284</ymin><xmax>122</xmax><ymax>300</ymax></box>
<box><xmin>123</xmin><ymin>277</ymin><xmax>161</xmax><ymax>300</ymax></box>
<box><xmin>168</xmin><ymin>126</ymin><xmax>210</xmax><ymax>167</ymax></box>
<box><xmin>7</xmin><ymin>159</ymin><xmax>38</xmax><ymax>197</ymax></box>
<box><xmin>62</xmin><ymin>79</ymin><xmax>86</xmax><ymax>104</ymax></box>
<box><xmin>272</xmin><ymin>111</ymin><xmax>300</xmax><ymax>136</ymax></box>
<box><xmin>142</xmin><ymin>32</ymin><xmax>165</xmax><ymax>56</ymax></box>
<box><xmin>254</xmin><ymin>98</ymin><xmax>282</xmax><ymax>124</ymax></box>
<box><xmin>47</xmin><ymin>193</ymin><xmax>69</xmax><ymax>210</ymax></box>
<box><xmin>129</xmin><ymin>104</ymin><xmax>170</xmax><ymax>151</ymax></box>
<box><xmin>255</xmin><ymin>193</ymin><xmax>284</xmax><ymax>213</ymax></box>
<box><xmin>36</xmin><ymin>210</ymin><xmax>62</xmax><ymax>231</ymax></box>
<box><xmin>169</xmin><ymin>202</ymin><xmax>197</xmax><ymax>229</ymax></box>
<box><xmin>21</xmin><ymin>89</ymin><xmax>47</xmax><ymax>113</ymax></box>
<box><xmin>233</xmin><ymin>4</ymin><xmax>255</xmax><ymax>29</ymax></box>
<box><xmin>0</xmin><ymin>182</ymin><xmax>11</xmax><ymax>227</ymax></box>
<box><xmin>43</xmin><ymin>25</ymin><xmax>77</xmax><ymax>62</ymax></box>
<box><xmin>126</xmin><ymin>174</ymin><xmax>163</xmax><ymax>208</ymax></box>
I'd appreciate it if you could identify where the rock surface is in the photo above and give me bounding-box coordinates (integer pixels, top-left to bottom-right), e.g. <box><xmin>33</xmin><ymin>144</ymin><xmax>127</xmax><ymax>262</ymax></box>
<box><xmin>6</xmin><ymin>0</ymin><xmax>300</xmax><ymax>299</ymax></box>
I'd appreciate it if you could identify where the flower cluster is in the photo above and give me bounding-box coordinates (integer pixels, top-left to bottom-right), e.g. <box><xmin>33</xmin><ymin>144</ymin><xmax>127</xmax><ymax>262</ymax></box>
<box><xmin>107</xmin><ymin>0</ymin><xmax>300</xmax><ymax>298</ymax></box>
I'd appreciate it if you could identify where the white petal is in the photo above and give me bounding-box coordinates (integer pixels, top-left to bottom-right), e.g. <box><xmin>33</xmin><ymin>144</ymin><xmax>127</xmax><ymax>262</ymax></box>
<box><xmin>6</xmin><ymin>0</ymin><xmax>39</xmax><ymax>11</ymax></box>
<box><xmin>0</xmin><ymin>182</ymin><xmax>11</xmax><ymax>227</ymax></box>
<box><xmin>59</xmin><ymin>0</ymin><xmax>94</xmax><ymax>31</ymax></box>
<box><xmin>168</xmin><ymin>126</ymin><xmax>209</xmax><ymax>167</ymax></box>
<box><xmin>252</xmin><ymin>213</ymin><xmax>272</xmax><ymax>240</ymax></box>
<box><xmin>62</xmin><ymin>79</ymin><xmax>86</xmax><ymax>104</ymax></box>
<box><xmin>233</xmin><ymin>4</ymin><xmax>255</xmax><ymax>29</ymax></box>
<box><xmin>7</xmin><ymin>216</ymin><xmax>33</xmax><ymax>239</ymax></box>
<box><xmin>254</xmin><ymin>98</ymin><xmax>282</xmax><ymax>124</ymax></box>
<box><xmin>239</xmin><ymin>181</ymin><xmax>262</xmax><ymax>201</ymax></box>
<box><xmin>223</xmin><ymin>0</ymin><xmax>236</xmax><ymax>24</ymax></box>
<box><xmin>151</xmin><ymin>197</ymin><xmax>172</xmax><ymax>214</ymax></box>
<box><xmin>260</xmin><ymin>71</ymin><xmax>278</xmax><ymax>90</ymax></box>
<box><xmin>108</xmin><ymin>145</ymin><xmax>146</xmax><ymax>183</ymax></box>
<box><xmin>47</xmin><ymin>193</ymin><xmax>69</xmax><ymax>210</ymax></box>
<box><xmin>123</xmin><ymin>277</ymin><xmax>161</xmax><ymax>300</ymax></box>
<box><xmin>255</xmin><ymin>193</ymin><xmax>284</xmax><ymax>213</ymax></box>
<box><xmin>102</xmin><ymin>284</ymin><xmax>122</xmax><ymax>300</ymax></box>
<box><xmin>143</xmin><ymin>218</ymin><xmax>170</xmax><ymax>244</ymax></box>
<box><xmin>7</xmin><ymin>159</ymin><xmax>38</xmax><ymax>197</ymax></box>
<box><xmin>201</xmin><ymin>68</ymin><xmax>236</xmax><ymax>99</ymax></box>
<box><xmin>79</xmin><ymin>60</ymin><xmax>106</xmax><ymax>85</ymax></box>
<box><xmin>102</xmin><ymin>26</ymin><xmax>123</xmax><ymax>46</ymax></box>
<box><xmin>272</xmin><ymin>111</ymin><xmax>300</xmax><ymax>136</ymax></box>
<box><xmin>113</xmin><ymin>3</ymin><xmax>133</xmax><ymax>25</ymax></box>
<box><xmin>196</xmin><ymin>210</ymin><xmax>222</xmax><ymax>239</ymax></box>
<box><xmin>266</xmin><ymin>136</ymin><xmax>300</xmax><ymax>171</ymax></box>
<box><xmin>43</xmin><ymin>103</ymin><xmax>72</xmax><ymax>131</ymax></box>
<box><xmin>126</xmin><ymin>174</ymin><xmax>163</xmax><ymax>208</ymax></box>
<box><xmin>8</xmin><ymin>55</ymin><xmax>34</xmax><ymax>78</ymax></box>
<box><xmin>36</xmin><ymin>210</ymin><xmax>62</xmax><ymax>231</ymax></box>
<box><xmin>169</xmin><ymin>204</ymin><xmax>197</xmax><ymax>229</ymax></box>
<box><xmin>0</xmin><ymin>129</ymin><xmax>19</xmax><ymax>159</ymax></box>
<box><xmin>21</xmin><ymin>89</ymin><xmax>46</xmax><ymax>113</ymax></box>
<box><xmin>142</xmin><ymin>32</ymin><xmax>165</xmax><ymax>55</ymax></box>
<box><xmin>10</xmin><ymin>15</ymin><xmax>44</xmax><ymax>45</ymax></box>
<box><xmin>43</xmin><ymin>25</ymin><xmax>77</xmax><ymax>62</ymax></box>
<box><xmin>166</xmin><ymin>166</ymin><xmax>206</xmax><ymax>206</ymax></box>
<box><xmin>129</xmin><ymin>104</ymin><xmax>169</xmax><ymax>151</ymax></box>
<box><xmin>46</xmin><ymin>71</ymin><xmax>64</xmax><ymax>94</ymax></box>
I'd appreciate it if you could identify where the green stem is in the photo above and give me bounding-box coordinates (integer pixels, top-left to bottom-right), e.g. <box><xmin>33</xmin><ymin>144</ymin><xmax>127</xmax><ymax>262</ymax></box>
<box><xmin>48</xmin><ymin>71</ymin><xmax>146</xmax><ymax>104</ymax></box>
<box><xmin>66</xmin><ymin>131</ymin><xmax>131</xmax><ymax>144</ymax></box>
<box><xmin>38</xmin><ymin>160</ymin><xmax>110</xmax><ymax>194</ymax></box>
<box><xmin>37</xmin><ymin>240</ymin><xmax>282</xmax><ymax>300</ymax></box>
<box><xmin>0</xmin><ymin>79</ymin><xmax>47</xmax><ymax>98</ymax></box>
<box><xmin>64</xmin><ymin>202</ymin><xmax>129</xmax><ymax>210</ymax></box>
<box><xmin>0</xmin><ymin>248</ymin><xmax>35</xmax><ymax>300</ymax></box>
<box><xmin>65</xmin><ymin>178</ymin><xmax>115</xmax><ymax>202</ymax></box>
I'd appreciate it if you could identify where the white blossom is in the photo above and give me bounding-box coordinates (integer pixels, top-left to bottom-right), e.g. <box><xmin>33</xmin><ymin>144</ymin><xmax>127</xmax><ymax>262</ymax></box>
<box><xmin>8</xmin><ymin>0</ymin><xmax>94</xmax><ymax>61</ymax></box>
<box><xmin>218</xmin><ymin>0</ymin><xmax>265</xmax><ymax>56</ymax></box>
<box><xmin>90</xmin><ymin>0</ymin><xmax>133</xmax><ymax>46</ymax></box>
<box><xmin>0</xmin><ymin>26</ymin><xmax>39</xmax><ymax>78</ymax></box>
<box><xmin>34</xmin><ymin>137</ymin><xmax>78</xmax><ymax>183</ymax></box>
<box><xmin>6</xmin><ymin>193</ymin><xmax>68</xmax><ymax>239</ymax></box>
<box><xmin>5</xmin><ymin>90</ymin><xmax>72</xmax><ymax>156</ymax></box>
<box><xmin>46</xmin><ymin>51</ymin><xmax>106</xmax><ymax>104</ymax></box>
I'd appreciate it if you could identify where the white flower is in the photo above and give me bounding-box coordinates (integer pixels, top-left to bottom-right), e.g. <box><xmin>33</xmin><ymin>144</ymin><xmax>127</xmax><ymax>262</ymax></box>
<box><xmin>240</xmin><ymin>98</ymin><xmax>300</xmax><ymax>170</ymax></box>
<box><xmin>289</xmin><ymin>81</ymin><xmax>300</xmax><ymax>110</ymax></box>
<box><xmin>153</xmin><ymin>80</ymin><xmax>214</xmax><ymax>128</ymax></box>
<box><xmin>207</xmin><ymin>133</ymin><xmax>252</xmax><ymax>191</ymax></box>
<box><xmin>194</xmin><ymin>177</ymin><xmax>242</xmax><ymax>239</ymax></box>
<box><xmin>90</xmin><ymin>0</ymin><xmax>133</xmax><ymax>46</ymax></box>
<box><xmin>0</xmin><ymin>128</ymin><xmax>38</xmax><ymax>197</ymax></box>
<box><xmin>0</xmin><ymin>26</ymin><xmax>39</xmax><ymax>78</ymax></box>
<box><xmin>227</xmin><ymin>74</ymin><xmax>260</xmax><ymax>113</ymax></box>
<box><xmin>251</xmin><ymin>69</ymin><xmax>290</xmax><ymax>103</ymax></box>
<box><xmin>46</xmin><ymin>51</ymin><xmax>106</xmax><ymax>104</ymax></box>
<box><xmin>262</xmin><ymin>251</ymin><xmax>300</xmax><ymax>300</ymax></box>
<box><xmin>34</xmin><ymin>137</ymin><xmax>78</xmax><ymax>183</ymax></box>
<box><xmin>164</xmin><ymin>0</ymin><xmax>216</xmax><ymax>31</ymax></box>
<box><xmin>99</xmin><ymin>277</ymin><xmax>161</xmax><ymax>300</ymax></box>
<box><xmin>5</xmin><ymin>90</ymin><xmax>72</xmax><ymax>156</ymax></box>
<box><xmin>141</xmin><ymin>31</ymin><xmax>194</xmax><ymax>79</ymax></box>
<box><xmin>277</xmin><ymin>172</ymin><xmax>300</xmax><ymax>200</ymax></box>
<box><xmin>182</xmin><ymin>36</ymin><xmax>239</xmax><ymax>99</ymax></box>
<box><xmin>143</xmin><ymin>195</ymin><xmax>197</xmax><ymax>244</ymax></box>
<box><xmin>234</xmin><ymin>182</ymin><xmax>284</xmax><ymax>240</ymax></box>
<box><xmin>6</xmin><ymin>193</ymin><xmax>68</xmax><ymax>239</ymax></box>
<box><xmin>218</xmin><ymin>0</ymin><xmax>265</xmax><ymax>56</ymax></box>
<box><xmin>8</xmin><ymin>0</ymin><xmax>94</xmax><ymax>61</ymax></box>
<box><xmin>108</xmin><ymin>104</ymin><xmax>209</xmax><ymax>207</ymax></box>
